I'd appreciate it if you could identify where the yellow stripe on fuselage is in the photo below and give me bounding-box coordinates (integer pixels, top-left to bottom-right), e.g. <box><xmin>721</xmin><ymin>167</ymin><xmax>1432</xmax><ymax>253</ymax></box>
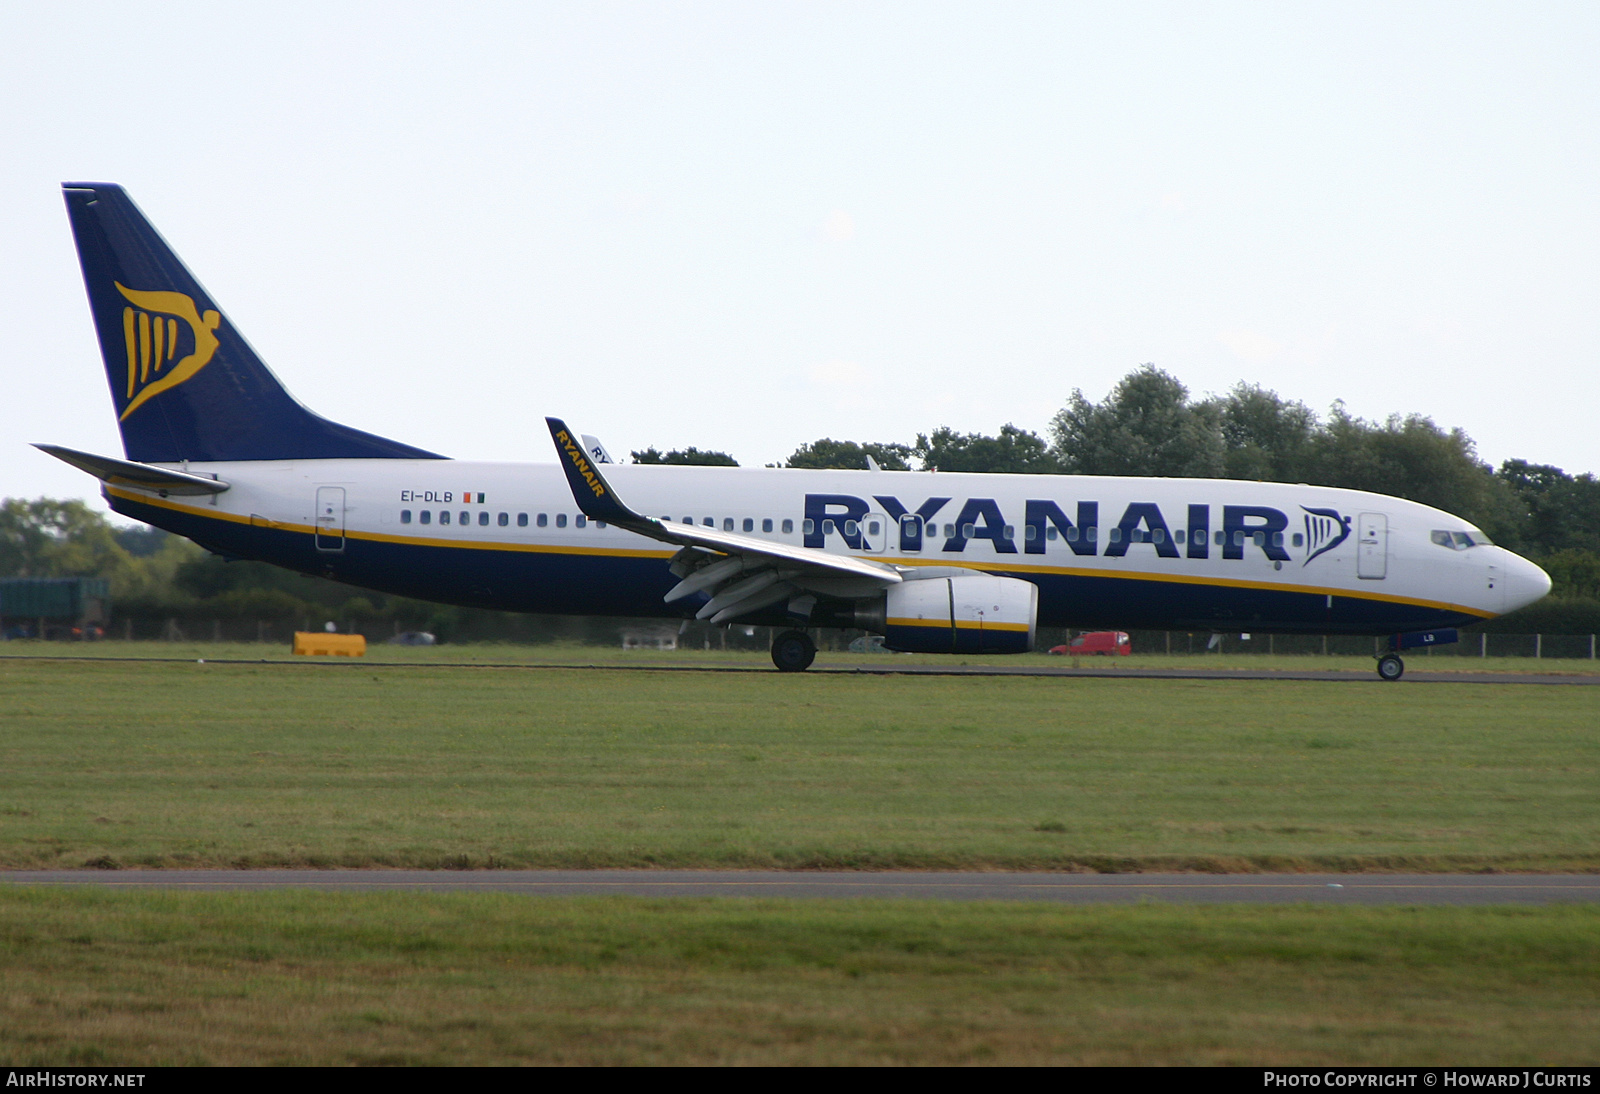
<box><xmin>105</xmin><ymin>487</ymin><xmax>1494</xmax><ymax>618</ymax></box>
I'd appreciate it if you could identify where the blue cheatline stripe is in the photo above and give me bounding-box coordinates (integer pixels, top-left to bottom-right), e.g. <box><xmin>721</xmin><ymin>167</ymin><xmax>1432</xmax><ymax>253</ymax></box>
<box><xmin>106</xmin><ymin>490</ymin><xmax>1486</xmax><ymax>635</ymax></box>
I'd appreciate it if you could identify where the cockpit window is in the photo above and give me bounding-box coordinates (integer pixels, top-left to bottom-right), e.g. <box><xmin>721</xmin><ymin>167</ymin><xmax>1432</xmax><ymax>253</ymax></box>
<box><xmin>1432</xmin><ymin>529</ymin><xmax>1490</xmax><ymax>551</ymax></box>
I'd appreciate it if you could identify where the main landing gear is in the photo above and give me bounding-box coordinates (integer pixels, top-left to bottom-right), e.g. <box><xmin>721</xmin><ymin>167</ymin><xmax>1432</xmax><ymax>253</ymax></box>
<box><xmin>1376</xmin><ymin>654</ymin><xmax>1405</xmax><ymax>681</ymax></box>
<box><xmin>771</xmin><ymin>629</ymin><xmax>817</xmax><ymax>672</ymax></box>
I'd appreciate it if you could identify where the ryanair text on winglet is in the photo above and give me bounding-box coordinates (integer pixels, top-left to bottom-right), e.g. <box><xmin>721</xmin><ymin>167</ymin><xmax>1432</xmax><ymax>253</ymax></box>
<box><xmin>555</xmin><ymin>430</ymin><xmax>607</xmax><ymax>498</ymax></box>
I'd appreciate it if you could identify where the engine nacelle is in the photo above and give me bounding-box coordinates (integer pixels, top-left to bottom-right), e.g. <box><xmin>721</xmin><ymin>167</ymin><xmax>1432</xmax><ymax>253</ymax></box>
<box><xmin>859</xmin><ymin>573</ymin><xmax>1038</xmax><ymax>654</ymax></box>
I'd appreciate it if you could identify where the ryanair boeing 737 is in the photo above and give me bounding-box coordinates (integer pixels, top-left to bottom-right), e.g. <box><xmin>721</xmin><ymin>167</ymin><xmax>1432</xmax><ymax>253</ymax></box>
<box><xmin>42</xmin><ymin>183</ymin><xmax>1551</xmax><ymax>678</ymax></box>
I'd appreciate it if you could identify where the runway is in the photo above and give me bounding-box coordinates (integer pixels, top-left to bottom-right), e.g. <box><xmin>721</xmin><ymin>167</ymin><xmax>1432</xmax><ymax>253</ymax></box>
<box><xmin>4</xmin><ymin>870</ymin><xmax>1598</xmax><ymax>904</ymax></box>
<box><xmin>3</xmin><ymin>653</ymin><xmax>1598</xmax><ymax>685</ymax></box>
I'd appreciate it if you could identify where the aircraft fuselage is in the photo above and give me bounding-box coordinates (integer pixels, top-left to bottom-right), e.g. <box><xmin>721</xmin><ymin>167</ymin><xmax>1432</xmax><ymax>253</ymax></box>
<box><xmin>104</xmin><ymin>459</ymin><xmax>1544</xmax><ymax>636</ymax></box>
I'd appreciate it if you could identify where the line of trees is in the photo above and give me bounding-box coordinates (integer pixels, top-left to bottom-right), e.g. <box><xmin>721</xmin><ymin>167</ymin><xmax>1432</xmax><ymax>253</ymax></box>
<box><xmin>5</xmin><ymin>366</ymin><xmax>1597</xmax><ymax>637</ymax></box>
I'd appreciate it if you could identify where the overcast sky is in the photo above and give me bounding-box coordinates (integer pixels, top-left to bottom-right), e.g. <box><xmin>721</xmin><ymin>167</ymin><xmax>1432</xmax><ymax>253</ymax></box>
<box><xmin>3</xmin><ymin>2</ymin><xmax>1597</xmax><ymax>516</ymax></box>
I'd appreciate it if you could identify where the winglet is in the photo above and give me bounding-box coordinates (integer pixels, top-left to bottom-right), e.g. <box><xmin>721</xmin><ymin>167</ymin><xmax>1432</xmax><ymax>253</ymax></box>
<box><xmin>546</xmin><ymin>417</ymin><xmax>638</xmax><ymax>525</ymax></box>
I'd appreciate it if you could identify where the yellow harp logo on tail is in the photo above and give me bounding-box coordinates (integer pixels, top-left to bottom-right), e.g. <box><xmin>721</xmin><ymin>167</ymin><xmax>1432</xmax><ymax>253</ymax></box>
<box><xmin>114</xmin><ymin>282</ymin><xmax>222</xmax><ymax>421</ymax></box>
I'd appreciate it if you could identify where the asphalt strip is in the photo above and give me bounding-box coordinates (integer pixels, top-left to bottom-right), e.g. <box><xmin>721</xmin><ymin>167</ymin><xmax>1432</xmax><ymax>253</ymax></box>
<box><xmin>3</xmin><ymin>870</ymin><xmax>1598</xmax><ymax>904</ymax></box>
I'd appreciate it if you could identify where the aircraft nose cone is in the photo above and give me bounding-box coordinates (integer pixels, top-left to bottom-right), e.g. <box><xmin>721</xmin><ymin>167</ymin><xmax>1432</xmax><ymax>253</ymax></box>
<box><xmin>1501</xmin><ymin>551</ymin><xmax>1552</xmax><ymax>614</ymax></box>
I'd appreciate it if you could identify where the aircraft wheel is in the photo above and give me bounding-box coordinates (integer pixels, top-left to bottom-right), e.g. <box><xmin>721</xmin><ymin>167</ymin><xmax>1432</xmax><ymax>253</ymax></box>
<box><xmin>771</xmin><ymin>630</ymin><xmax>817</xmax><ymax>673</ymax></box>
<box><xmin>1376</xmin><ymin>654</ymin><xmax>1405</xmax><ymax>681</ymax></box>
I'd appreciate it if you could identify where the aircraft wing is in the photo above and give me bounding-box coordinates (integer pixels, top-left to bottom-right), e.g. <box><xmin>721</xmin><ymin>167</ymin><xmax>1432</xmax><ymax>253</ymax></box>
<box><xmin>547</xmin><ymin>418</ymin><xmax>900</xmax><ymax>623</ymax></box>
<box><xmin>35</xmin><ymin>443</ymin><xmax>230</xmax><ymax>495</ymax></box>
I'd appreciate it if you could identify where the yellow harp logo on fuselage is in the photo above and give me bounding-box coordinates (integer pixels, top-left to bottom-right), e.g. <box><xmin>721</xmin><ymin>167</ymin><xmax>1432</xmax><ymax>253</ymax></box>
<box><xmin>114</xmin><ymin>282</ymin><xmax>222</xmax><ymax>421</ymax></box>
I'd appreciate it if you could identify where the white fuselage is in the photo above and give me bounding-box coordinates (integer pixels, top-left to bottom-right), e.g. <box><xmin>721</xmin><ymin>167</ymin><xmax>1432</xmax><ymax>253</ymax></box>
<box><xmin>105</xmin><ymin>459</ymin><xmax>1551</xmax><ymax>635</ymax></box>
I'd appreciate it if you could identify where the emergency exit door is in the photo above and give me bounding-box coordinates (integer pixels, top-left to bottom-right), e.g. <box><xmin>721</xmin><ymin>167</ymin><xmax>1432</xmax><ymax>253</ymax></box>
<box><xmin>1357</xmin><ymin>512</ymin><xmax>1386</xmax><ymax>579</ymax></box>
<box><xmin>859</xmin><ymin>512</ymin><xmax>889</xmax><ymax>553</ymax></box>
<box><xmin>315</xmin><ymin>487</ymin><xmax>346</xmax><ymax>552</ymax></box>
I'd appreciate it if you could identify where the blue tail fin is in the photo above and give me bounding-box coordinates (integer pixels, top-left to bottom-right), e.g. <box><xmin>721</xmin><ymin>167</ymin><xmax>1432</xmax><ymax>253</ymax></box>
<box><xmin>62</xmin><ymin>183</ymin><xmax>443</xmax><ymax>463</ymax></box>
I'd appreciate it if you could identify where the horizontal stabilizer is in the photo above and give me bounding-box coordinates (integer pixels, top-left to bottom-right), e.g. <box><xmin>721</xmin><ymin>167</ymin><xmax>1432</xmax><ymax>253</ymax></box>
<box><xmin>35</xmin><ymin>443</ymin><xmax>230</xmax><ymax>495</ymax></box>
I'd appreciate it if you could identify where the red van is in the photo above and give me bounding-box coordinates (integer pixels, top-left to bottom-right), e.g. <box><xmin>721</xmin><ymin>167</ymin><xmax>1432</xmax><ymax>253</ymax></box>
<box><xmin>1049</xmin><ymin>631</ymin><xmax>1131</xmax><ymax>656</ymax></box>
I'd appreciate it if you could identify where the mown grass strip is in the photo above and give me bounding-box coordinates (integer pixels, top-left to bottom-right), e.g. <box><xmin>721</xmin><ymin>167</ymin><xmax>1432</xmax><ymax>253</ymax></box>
<box><xmin>0</xmin><ymin>888</ymin><xmax>1595</xmax><ymax>1066</ymax></box>
<box><xmin>1</xmin><ymin>660</ymin><xmax>1595</xmax><ymax>871</ymax></box>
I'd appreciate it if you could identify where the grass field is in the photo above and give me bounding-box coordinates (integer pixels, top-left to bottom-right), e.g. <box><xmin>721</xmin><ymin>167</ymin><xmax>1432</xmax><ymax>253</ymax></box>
<box><xmin>0</xmin><ymin>653</ymin><xmax>1595</xmax><ymax>871</ymax></box>
<box><xmin>2</xmin><ymin>889</ymin><xmax>1596</xmax><ymax>1065</ymax></box>
<box><xmin>3</xmin><ymin>652</ymin><xmax>1597</xmax><ymax>1065</ymax></box>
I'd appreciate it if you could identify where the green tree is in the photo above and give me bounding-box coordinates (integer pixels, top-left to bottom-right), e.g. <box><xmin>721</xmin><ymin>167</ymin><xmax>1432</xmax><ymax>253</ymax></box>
<box><xmin>784</xmin><ymin>438</ymin><xmax>912</xmax><ymax>470</ymax></box>
<box><xmin>1306</xmin><ymin>407</ymin><xmax>1520</xmax><ymax>541</ymax></box>
<box><xmin>0</xmin><ymin>498</ymin><xmax>134</xmax><ymax>581</ymax></box>
<box><xmin>630</xmin><ymin>446</ymin><xmax>739</xmax><ymax>466</ymax></box>
<box><xmin>1207</xmin><ymin>382</ymin><xmax>1319</xmax><ymax>482</ymax></box>
<box><xmin>913</xmin><ymin>424</ymin><xmax>1057</xmax><ymax>474</ymax></box>
<box><xmin>1539</xmin><ymin>548</ymin><xmax>1600</xmax><ymax>600</ymax></box>
<box><xmin>1049</xmin><ymin>365</ymin><xmax>1225</xmax><ymax>477</ymax></box>
<box><xmin>1497</xmin><ymin>460</ymin><xmax>1600</xmax><ymax>557</ymax></box>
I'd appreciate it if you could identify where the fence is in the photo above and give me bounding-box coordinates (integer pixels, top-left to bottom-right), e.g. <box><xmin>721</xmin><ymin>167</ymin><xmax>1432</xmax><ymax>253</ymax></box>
<box><xmin>1107</xmin><ymin>630</ymin><xmax>1599</xmax><ymax>659</ymax></box>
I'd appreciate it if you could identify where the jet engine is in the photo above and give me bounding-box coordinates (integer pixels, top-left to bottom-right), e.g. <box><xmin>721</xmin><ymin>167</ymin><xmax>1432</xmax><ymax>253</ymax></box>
<box><xmin>854</xmin><ymin>573</ymin><xmax>1038</xmax><ymax>654</ymax></box>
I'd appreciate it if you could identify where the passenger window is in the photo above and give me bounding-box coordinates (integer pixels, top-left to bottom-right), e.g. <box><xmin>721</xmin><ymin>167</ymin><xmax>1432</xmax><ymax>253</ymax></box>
<box><xmin>1025</xmin><ymin>525</ymin><xmax>1038</xmax><ymax>541</ymax></box>
<box><xmin>1234</xmin><ymin>531</ymin><xmax>1245</xmax><ymax>546</ymax></box>
<box><xmin>556</xmin><ymin>514</ymin><xmax>567</xmax><ymax>528</ymax></box>
<box><xmin>400</xmin><ymin>510</ymin><xmax>412</xmax><ymax>525</ymax></box>
<box><xmin>823</xmin><ymin>519</ymin><xmax>836</xmax><ymax>535</ymax></box>
<box><xmin>1292</xmin><ymin>532</ymin><xmax>1303</xmax><ymax>547</ymax></box>
<box><xmin>683</xmin><ymin>517</ymin><xmax>693</xmax><ymax>524</ymax></box>
<box><xmin>869</xmin><ymin>520</ymin><xmax>880</xmax><ymax>536</ymax></box>
<box><xmin>479</xmin><ymin>511</ymin><xmax>490</xmax><ymax>526</ymax></box>
<box><xmin>802</xmin><ymin>519</ymin><xmax>813</xmax><ymax>535</ymax></box>
<box><xmin>498</xmin><ymin>512</ymin><xmax>509</xmax><ymax>527</ymax></box>
<box><xmin>1270</xmin><ymin>531</ymin><xmax>1282</xmax><ymax>547</ymax></box>
<box><xmin>1215</xmin><ymin>531</ymin><xmax>1225</xmax><ymax>546</ymax></box>
<box><xmin>440</xmin><ymin>511</ymin><xmax>452</xmax><ymax>526</ymax></box>
<box><xmin>576</xmin><ymin>515</ymin><xmax>587</xmax><ymax>528</ymax></box>
<box><xmin>419</xmin><ymin>510</ymin><xmax>431</xmax><ymax>525</ymax></box>
<box><xmin>961</xmin><ymin>523</ymin><xmax>975</xmax><ymax>538</ymax></box>
<box><xmin>844</xmin><ymin>519</ymin><xmax>858</xmax><ymax>537</ymax></box>
<box><xmin>1085</xmin><ymin>527</ymin><xmax>1096</xmax><ymax>543</ymax></box>
<box><xmin>459</xmin><ymin>511</ymin><xmax>469</xmax><ymax>525</ymax></box>
<box><xmin>1047</xmin><ymin>526</ymin><xmax>1058</xmax><ymax>541</ymax></box>
<box><xmin>1174</xmin><ymin>529</ymin><xmax>1185</xmax><ymax>544</ymax></box>
<box><xmin>1253</xmin><ymin>531</ymin><xmax>1265</xmax><ymax>547</ymax></box>
<box><xmin>597</xmin><ymin>521</ymin><xmax>606</xmax><ymax>529</ymax></box>
<box><xmin>743</xmin><ymin>518</ymin><xmax>754</xmax><ymax>532</ymax></box>
<box><xmin>1002</xmin><ymin>525</ymin><xmax>1014</xmax><ymax>540</ymax></box>
<box><xmin>944</xmin><ymin>524</ymin><xmax>955</xmax><ymax>538</ymax></box>
<box><xmin>763</xmin><ymin>519</ymin><xmax>773</xmax><ymax>533</ymax></box>
<box><xmin>723</xmin><ymin>518</ymin><xmax>734</xmax><ymax>532</ymax></box>
<box><xmin>702</xmin><ymin>517</ymin><xmax>713</xmax><ymax>527</ymax></box>
<box><xmin>1063</xmin><ymin>527</ymin><xmax>1075</xmax><ymax>542</ymax></box>
<box><xmin>1108</xmin><ymin>527</ymin><xmax>1122</xmax><ymax>543</ymax></box>
<box><xmin>517</xmin><ymin>513</ymin><xmax>527</xmax><ymax>527</ymax></box>
<box><xmin>537</xmin><ymin>513</ymin><xmax>548</xmax><ymax>527</ymax></box>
